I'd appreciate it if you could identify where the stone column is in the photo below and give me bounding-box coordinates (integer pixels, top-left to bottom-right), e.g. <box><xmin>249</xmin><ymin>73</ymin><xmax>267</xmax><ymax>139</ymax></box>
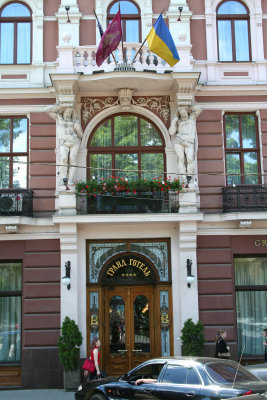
<box><xmin>60</xmin><ymin>223</ymin><xmax>79</xmax><ymax>324</ymax></box>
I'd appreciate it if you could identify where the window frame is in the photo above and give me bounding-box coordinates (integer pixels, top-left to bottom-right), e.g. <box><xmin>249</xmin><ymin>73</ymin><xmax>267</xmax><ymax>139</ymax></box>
<box><xmin>223</xmin><ymin>112</ymin><xmax>261</xmax><ymax>185</ymax></box>
<box><xmin>107</xmin><ymin>0</ymin><xmax>141</xmax><ymax>43</ymax></box>
<box><xmin>0</xmin><ymin>260</ymin><xmax>22</xmax><ymax>364</ymax></box>
<box><xmin>234</xmin><ymin>256</ymin><xmax>267</xmax><ymax>358</ymax></box>
<box><xmin>216</xmin><ymin>0</ymin><xmax>251</xmax><ymax>62</ymax></box>
<box><xmin>0</xmin><ymin>115</ymin><xmax>29</xmax><ymax>189</ymax></box>
<box><xmin>0</xmin><ymin>1</ymin><xmax>32</xmax><ymax>65</ymax></box>
<box><xmin>87</xmin><ymin>113</ymin><xmax>166</xmax><ymax>180</ymax></box>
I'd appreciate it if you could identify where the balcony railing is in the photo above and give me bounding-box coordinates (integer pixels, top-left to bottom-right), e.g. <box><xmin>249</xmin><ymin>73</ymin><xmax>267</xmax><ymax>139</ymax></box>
<box><xmin>222</xmin><ymin>185</ymin><xmax>267</xmax><ymax>213</ymax></box>
<box><xmin>0</xmin><ymin>189</ymin><xmax>33</xmax><ymax>217</ymax></box>
<box><xmin>77</xmin><ymin>191</ymin><xmax>179</xmax><ymax>214</ymax></box>
<box><xmin>57</xmin><ymin>42</ymin><xmax>192</xmax><ymax>75</ymax></box>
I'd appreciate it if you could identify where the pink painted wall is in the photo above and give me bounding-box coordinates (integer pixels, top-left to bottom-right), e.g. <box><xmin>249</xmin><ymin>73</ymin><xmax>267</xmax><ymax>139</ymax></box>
<box><xmin>80</xmin><ymin>20</ymin><xmax>96</xmax><ymax>46</ymax></box>
<box><xmin>191</xmin><ymin>19</ymin><xmax>207</xmax><ymax>60</ymax></box>
<box><xmin>44</xmin><ymin>0</ymin><xmax>60</xmax><ymax>16</ymax></box>
<box><xmin>43</xmin><ymin>22</ymin><xmax>58</xmax><ymax>62</ymax></box>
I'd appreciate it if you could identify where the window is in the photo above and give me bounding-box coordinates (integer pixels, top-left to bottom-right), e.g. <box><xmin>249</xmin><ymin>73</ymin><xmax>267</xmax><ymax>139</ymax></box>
<box><xmin>108</xmin><ymin>0</ymin><xmax>141</xmax><ymax>42</ymax></box>
<box><xmin>0</xmin><ymin>262</ymin><xmax>22</xmax><ymax>362</ymax></box>
<box><xmin>162</xmin><ymin>365</ymin><xmax>201</xmax><ymax>385</ymax></box>
<box><xmin>88</xmin><ymin>114</ymin><xmax>165</xmax><ymax>180</ymax></box>
<box><xmin>0</xmin><ymin>2</ymin><xmax>32</xmax><ymax>64</ymax></box>
<box><xmin>0</xmin><ymin>117</ymin><xmax>28</xmax><ymax>188</ymax></box>
<box><xmin>217</xmin><ymin>1</ymin><xmax>250</xmax><ymax>62</ymax></box>
<box><xmin>235</xmin><ymin>257</ymin><xmax>267</xmax><ymax>357</ymax></box>
<box><xmin>127</xmin><ymin>362</ymin><xmax>164</xmax><ymax>381</ymax></box>
<box><xmin>224</xmin><ymin>113</ymin><xmax>260</xmax><ymax>185</ymax></box>
<box><xmin>205</xmin><ymin>361</ymin><xmax>259</xmax><ymax>383</ymax></box>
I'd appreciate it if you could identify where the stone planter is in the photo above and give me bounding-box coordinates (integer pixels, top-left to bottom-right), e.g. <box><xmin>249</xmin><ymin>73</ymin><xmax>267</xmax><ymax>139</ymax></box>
<box><xmin>63</xmin><ymin>369</ymin><xmax>80</xmax><ymax>391</ymax></box>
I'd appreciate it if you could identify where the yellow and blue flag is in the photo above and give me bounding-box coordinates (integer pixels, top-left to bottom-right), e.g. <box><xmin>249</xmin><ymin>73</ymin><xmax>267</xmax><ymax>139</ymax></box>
<box><xmin>146</xmin><ymin>14</ymin><xmax>180</xmax><ymax>67</ymax></box>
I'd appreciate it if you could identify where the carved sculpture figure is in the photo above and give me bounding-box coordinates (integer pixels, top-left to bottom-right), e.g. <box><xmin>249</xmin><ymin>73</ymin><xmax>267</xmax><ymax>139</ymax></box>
<box><xmin>169</xmin><ymin>105</ymin><xmax>202</xmax><ymax>177</ymax></box>
<box><xmin>46</xmin><ymin>103</ymin><xmax>83</xmax><ymax>184</ymax></box>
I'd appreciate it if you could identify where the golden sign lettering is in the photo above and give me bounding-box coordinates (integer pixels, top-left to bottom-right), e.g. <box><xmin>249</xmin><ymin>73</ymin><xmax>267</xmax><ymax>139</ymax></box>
<box><xmin>106</xmin><ymin>258</ymin><xmax>151</xmax><ymax>277</ymax></box>
<box><xmin>255</xmin><ymin>240</ymin><xmax>267</xmax><ymax>247</ymax></box>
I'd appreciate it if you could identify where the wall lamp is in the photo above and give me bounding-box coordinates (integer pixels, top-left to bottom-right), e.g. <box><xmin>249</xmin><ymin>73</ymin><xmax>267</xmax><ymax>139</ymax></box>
<box><xmin>177</xmin><ymin>7</ymin><xmax>183</xmax><ymax>22</ymax></box>
<box><xmin>65</xmin><ymin>6</ymin><xmax>71</xmax><ymax>23</ymax></box>
<box><xmin>62</xmin><ymin>261</ymin><xmax>71</xmax><ymax>290</ymax></box>
<box><xmin>186</xmin><ymin>259</ymin><xmax>195</xmax><ymax>288</ymax></box>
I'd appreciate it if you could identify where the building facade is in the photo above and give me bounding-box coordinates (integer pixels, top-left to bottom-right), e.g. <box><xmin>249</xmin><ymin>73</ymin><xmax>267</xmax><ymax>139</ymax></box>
<box><xmin>0</xmin><ymin>0</ymin><xmax>267</xmax><ymax>389</ymax></box>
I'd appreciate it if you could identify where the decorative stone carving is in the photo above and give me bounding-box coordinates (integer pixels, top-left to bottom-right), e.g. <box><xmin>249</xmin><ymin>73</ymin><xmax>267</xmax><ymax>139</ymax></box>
<box><xmin>169</xmin><ymin>104</ymin><xmax>202</xmax><ymax>177</ymax></box>
<box><xmin>5</xmin><ymin>225</ymin><xmax>18</xmax><ymax>233</ymax></box>
<box><xmin>117</xmin><ymin>88</ymin><xmax>135</xmax><ymax>111</ymax></box>
<box><xmin>46</xmin><ymin>103</ymin><xmax>83</xmax><ymax>185</ymax></box>
<box><xmin>81</xmin><ymin>95</ymin><xmax>170</xmax><ymax>128</ymax></box>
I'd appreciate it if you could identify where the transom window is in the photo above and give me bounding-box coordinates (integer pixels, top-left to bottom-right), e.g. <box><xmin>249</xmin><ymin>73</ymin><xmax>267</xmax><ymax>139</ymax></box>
<box><xmin>224</xmin><ymin>113</ymin><xmax>260</xmax><ymax>185</ymax></box>
<box><xmin>217</xmin><ymin>0</ymin><xmax>251</xmax><ymax>62</ymax></box>
<box><xmin>108</xmin><ymin>0</ymin><xmax>141</xmax><ymax>42</ymax></box>
<box><xmin>0</xmin><ymin>117</ymin><xmax>28</xmax><ymax>188</ymax></box>
<box><xmin>0</xmin><ymin>2</ymin><xmax>32</xmax><ymax>64</ymax></box>
<box><xmin>88</xmin><ymin>114</ymin><xmax>165</xmax><ymax>180</ymax></box>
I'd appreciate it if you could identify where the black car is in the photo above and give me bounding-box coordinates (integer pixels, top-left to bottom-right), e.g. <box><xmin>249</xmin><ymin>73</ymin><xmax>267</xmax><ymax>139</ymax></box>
<box><xmin>75</xmin><ymin>356</ymin><xmax>267</xmax><ymax>400</ymax></box>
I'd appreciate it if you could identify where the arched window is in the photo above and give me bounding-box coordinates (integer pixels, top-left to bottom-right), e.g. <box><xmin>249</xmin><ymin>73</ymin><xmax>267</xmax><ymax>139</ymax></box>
<box><xmin>107</xmin><ymin>0</ymin><xmax>141</xmax><ymax>42</ymax></box>
<box><xmin>217</xmin><ymin>0</ymin><xmax>251</xmax><ymax>62</ymax></box>
<box><xmin>88</xmin><ymin>114</ymin><xmax>165</xmax><ymax>180</ymax></box>
<box><xmin>0</xmin><ymin>2</ymin><xmax>32</xmax><ymax>64</ymax></box>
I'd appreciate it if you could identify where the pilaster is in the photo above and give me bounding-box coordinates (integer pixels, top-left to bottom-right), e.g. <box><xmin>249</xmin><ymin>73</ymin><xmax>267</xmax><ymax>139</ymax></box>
<box><xmin>56</xmin><ymin>1</ymin><xmax>82</xmax><ymax>46</ymax></box>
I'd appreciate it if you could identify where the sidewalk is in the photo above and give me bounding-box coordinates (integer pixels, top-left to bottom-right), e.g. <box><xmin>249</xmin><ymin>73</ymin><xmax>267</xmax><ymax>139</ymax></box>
<box><xmin>0</xmin><ymin>389</ymin><xmax>75</xmax><ymax>400</ymax></box>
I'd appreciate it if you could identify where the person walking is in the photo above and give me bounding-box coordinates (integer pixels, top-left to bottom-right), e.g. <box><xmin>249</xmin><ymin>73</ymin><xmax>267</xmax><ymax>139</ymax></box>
<box><xmin>263</xmin><ymin>329</ymin><xmax>267</xmax><ymax>362</ymax></box>
<box><xmin>215</xmin><ymin>329</ymin><xmax>230</xmax><ymax>359</ymax></box>
<box><xmin>84</xmin><ymin>337</ymin><xmax>101</xmax><ymax>380</ymax></box>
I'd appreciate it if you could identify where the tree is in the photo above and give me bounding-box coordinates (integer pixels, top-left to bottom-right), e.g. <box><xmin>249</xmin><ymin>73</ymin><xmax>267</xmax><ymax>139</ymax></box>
<box><xmin>180</xmin><ymin>318</ymin><xmax>205</xmax><ymax>356</ymax></box>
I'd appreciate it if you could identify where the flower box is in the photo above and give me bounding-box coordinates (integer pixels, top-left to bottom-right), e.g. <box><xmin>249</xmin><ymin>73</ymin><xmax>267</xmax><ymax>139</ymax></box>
<box><xmin>77</xmin><ymin>191</ymin><xmax>179</xmax><ymax>214</ymax></box>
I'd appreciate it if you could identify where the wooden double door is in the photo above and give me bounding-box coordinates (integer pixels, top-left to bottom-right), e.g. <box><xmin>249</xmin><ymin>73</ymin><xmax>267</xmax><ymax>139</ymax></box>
<box><xmin>104</xmin><ymin>286</ymin><xmax>156</xmax><ymax>376</ymax></box>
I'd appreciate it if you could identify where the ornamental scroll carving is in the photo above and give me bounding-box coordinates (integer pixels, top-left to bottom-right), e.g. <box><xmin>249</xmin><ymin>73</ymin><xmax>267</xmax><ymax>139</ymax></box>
<box><xmin>81</xmin><ymin>95</ymin><xmax>170</xmax><ymax>129</ymax></box>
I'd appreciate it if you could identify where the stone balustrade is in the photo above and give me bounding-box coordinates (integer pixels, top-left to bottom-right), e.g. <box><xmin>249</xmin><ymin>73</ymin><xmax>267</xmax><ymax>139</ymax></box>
<box><xmin>56</xmin><ymin>42</ymin><xmax>193</xmax><ymax>74</ymax></box>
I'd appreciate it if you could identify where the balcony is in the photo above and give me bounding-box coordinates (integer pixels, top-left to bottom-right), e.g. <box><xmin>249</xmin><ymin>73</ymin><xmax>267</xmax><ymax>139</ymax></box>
<box><xmin>56</xmin><ymin>42</ymin><xmax>192</xmax><ymax>75</ymax></box>
<box><xmin>0</xmin><ymin>189</ymin><xmax>33</xmax><ymax>217</ymax></box>
<box><xmin>222</xmin><ymin>185</ymin><xmax>267</xmax><ymax>213</ymax></box>
<box><xmin>76</xmin><ymin>191</ymin><xmax>179</xmax><ymax>214</ymax></box>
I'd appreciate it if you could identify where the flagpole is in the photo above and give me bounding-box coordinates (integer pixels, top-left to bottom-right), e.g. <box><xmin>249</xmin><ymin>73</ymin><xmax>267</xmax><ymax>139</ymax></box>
<box><xmin>93</xmin><ymin>9</ymin><xmax>118</xmax><ymax>67</ymax></box>
<box><xmin>131</xmin><ymin>9</ymin><xmax>165</xmax><ymax>66</ymax></box>
<box><xmin>118</xmin><ymin>3</ymin><xmax>125</xmax><ymax>65</ymax></box>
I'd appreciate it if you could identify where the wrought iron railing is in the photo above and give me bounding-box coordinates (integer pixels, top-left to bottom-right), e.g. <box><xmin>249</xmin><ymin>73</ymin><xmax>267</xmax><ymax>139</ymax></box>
<box><xmin>77</xmin><ymin>191</ymin><xmax>179</xmax><ymax>214</ymax></box>
<box><xmin>0</xmin><ymin>189</ymin><xmax>33</xmax><ymax>217</ymax></box>
<box><xmin>222</xmin><ymin>185</ymin><xmax>267</xmax><ymax>213</ymax></box>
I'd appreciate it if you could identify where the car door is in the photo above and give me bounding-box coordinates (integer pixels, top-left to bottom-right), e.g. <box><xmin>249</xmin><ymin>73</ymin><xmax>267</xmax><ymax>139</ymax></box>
<box><xmin>114</xmin><ymin>362</ymin><xmax>165</xmax><ymax>400</ymax></box>
<box><xmin>155</xmin><ymin>364</ymin><xmax>202</xmax><ymax>400</ymax></box>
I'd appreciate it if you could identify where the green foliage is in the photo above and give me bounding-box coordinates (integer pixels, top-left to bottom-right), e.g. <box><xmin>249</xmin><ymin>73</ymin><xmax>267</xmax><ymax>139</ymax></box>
<box><xmin>180</xmin><ymin>318</ymin><xmax>205</xmax><ymax>356</ymax></box>
<box><xmin>75</xmin><ymin>176</ymin><xmax>183</xmax><ymax>196</ymax></box>
<box><xmin>58</xmin><ymin>316</ymin><xmax>83</xmax><ymax>371</ymax></box>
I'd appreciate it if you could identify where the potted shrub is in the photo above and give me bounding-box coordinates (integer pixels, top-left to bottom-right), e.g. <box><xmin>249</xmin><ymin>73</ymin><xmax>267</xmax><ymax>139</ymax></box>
<box><xmin>180</xmin><ymin>318</ymin><xmax>205</xmax><ymax>356</ymax></box>
<box><xmin>58</xmin><ymin>316</ymin><xmax>83</xmax><ymax>390</ymax></box>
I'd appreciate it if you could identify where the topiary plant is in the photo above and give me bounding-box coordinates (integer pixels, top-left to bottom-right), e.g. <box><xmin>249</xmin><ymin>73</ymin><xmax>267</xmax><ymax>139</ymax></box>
<box><xmin>180</xmin><ymin>318</ymin><xmax>205</xmax><ymax>356</ymax></box>
<box><xmin>58</xmin><ymin>316</ymin><xmax>83</xmax><ymax>371</ymax></box>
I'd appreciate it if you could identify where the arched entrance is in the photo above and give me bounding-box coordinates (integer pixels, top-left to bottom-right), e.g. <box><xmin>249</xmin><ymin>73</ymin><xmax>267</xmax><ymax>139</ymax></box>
<box><xmin>86</xmin><ymin>240</ymin><xmax>173</xmax><ymax>376</ymax></box>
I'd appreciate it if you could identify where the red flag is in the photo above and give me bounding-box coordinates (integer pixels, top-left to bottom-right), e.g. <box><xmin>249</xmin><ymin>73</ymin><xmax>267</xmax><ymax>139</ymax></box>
<box><xmin>96</xmin><ymin>10</ymin><xmax>122</xmax><ymax>67</ymax></box>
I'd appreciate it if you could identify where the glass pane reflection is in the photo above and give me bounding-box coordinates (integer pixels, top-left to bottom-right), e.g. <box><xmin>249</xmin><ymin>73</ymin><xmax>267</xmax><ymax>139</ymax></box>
<box><xmin>134</xmin><ymin>295</ymin><xmax>150</xmax><ymax>352</ymax></box>
<box><xmin>109</xmin><ymin>296</ymin><xmax>125</xmax><ymax>353</ymax></box>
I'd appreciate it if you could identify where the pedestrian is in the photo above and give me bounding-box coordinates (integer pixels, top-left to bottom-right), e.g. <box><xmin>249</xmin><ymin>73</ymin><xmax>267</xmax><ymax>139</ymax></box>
<box><xmin>215</xmin><ymin>329</ymin><xmax>230</xmax><ymax>359</ymax></box>
<box><xmin>263</xmin><ymin>329</ymin><xmax>267</xmax><ymax>362</ymax></box>
<box><xmin>84</xmin><ymin>337</ymin><xmax>101</xmax><ymax>380</ymax></box>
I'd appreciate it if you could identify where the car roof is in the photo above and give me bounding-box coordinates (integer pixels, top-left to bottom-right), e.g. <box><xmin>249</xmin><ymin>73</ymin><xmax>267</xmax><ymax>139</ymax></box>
<box><xmin>146</xmin><ymin>356</ymin><xmax>238</xmax><ymax>365</ymax></box>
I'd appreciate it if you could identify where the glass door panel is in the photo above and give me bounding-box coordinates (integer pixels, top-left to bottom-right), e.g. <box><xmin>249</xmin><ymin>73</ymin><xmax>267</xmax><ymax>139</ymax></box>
<box><xmin>134</xmin><ymin>295</ymin><xmax>150</xmax><ymax>352</ymax></box>
<box><xmin>109</xmin><ymin>295</ymin><xmax>126</xmax><ymax>353</ymax></box>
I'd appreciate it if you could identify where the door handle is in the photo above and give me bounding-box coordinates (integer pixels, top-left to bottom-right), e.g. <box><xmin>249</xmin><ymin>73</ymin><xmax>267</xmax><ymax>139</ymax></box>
<box><xmin>118</xmin><ymin>349</ymin><xmax>128</xmax><ymax>353</ymax></box>
<box><xmin>185</xmin><ymin>393</ymin><xmax>195</xmax><ymax>397</ymax></box>
<box><xmin>132</xmin><ymin>349</ymin><xmax>142</xmax><ymax>352</ymax></box>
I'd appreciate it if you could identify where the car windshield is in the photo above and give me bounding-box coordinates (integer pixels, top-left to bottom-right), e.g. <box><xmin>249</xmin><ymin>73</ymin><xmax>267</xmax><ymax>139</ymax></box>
<box><xmin>205</xmin><ymin>362</ymin><xmax>261</xmax><ymax>384</ymax></box>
